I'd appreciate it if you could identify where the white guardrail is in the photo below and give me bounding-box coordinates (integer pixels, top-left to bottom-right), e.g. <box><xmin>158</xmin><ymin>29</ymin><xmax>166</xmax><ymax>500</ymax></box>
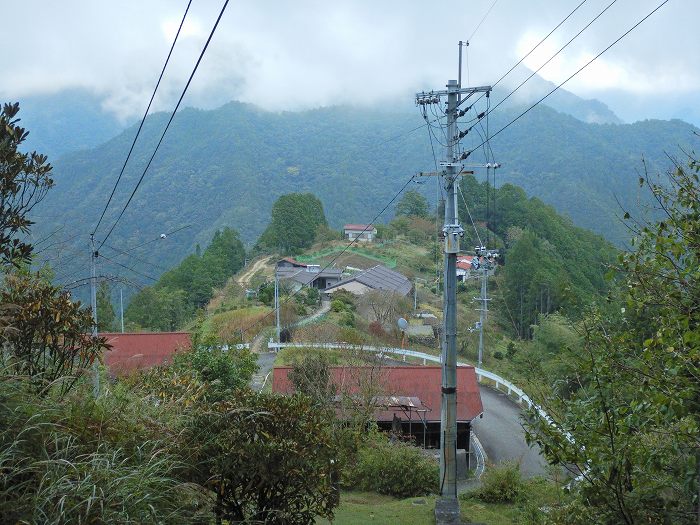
<box><xmin>267</xmin><ymin>341</ymin><xmax>535</xmax><ymax>408</ymax></box>
<box><xmin>268</xmin><ymin>340</ymin><xmax>580</xmax><ymax>479</ymax></box>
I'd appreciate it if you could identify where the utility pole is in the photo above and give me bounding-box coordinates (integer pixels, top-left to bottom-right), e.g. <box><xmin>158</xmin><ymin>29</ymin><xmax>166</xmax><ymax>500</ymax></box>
<box><xmin>274</xmin><ymin>271</ymin><xmax>281</xmax><ymax>343</ymax></box>
<box><xmin>477</xmin><ymin>266</ymin><xmax>487</xmax><ymax>366</ymax></box>
<box><xmin>120</xmin><ymin>288</ymin><xmax>125</xmax><ymax>333</ymax></box>
<box><xmin>89</xmin><ymin>235</ymin><xmax>100</xmax><ymax>398</ymax></box>
<box><xmin>417</xmin><ymin>78</ymin><xmax>491</xmax><ymax>507</ymax></box>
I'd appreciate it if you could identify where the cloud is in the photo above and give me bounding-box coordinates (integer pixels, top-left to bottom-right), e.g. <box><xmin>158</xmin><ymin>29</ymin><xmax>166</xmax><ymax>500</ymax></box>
<box><xmin>0</xmin><ymin>0</ymin><xmax>696</xmax><ymax>122</ymax></box>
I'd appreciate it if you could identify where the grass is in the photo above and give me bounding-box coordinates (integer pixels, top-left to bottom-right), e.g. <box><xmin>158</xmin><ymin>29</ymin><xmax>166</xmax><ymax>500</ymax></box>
<box><xmin>318</xmin><ymin>478</ymin><xmax>564</xmax><ymax>525</ymax></box>
<box><xmin>316</xmin><ymin>492</ymin><xmax>436</xmax><ymax>525</ymax></box>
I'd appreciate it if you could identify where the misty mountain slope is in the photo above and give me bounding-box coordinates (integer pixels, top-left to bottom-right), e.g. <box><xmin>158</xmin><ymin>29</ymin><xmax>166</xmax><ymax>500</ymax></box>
<box><xmin>33</xmin><ymin>100</ymin><xmax>697</xmax><ymax>293</ymax></box>
<box><xmin>15</xmin><ymin>89</ymin><xmax>126</xmax><ymax>158</ymax></box>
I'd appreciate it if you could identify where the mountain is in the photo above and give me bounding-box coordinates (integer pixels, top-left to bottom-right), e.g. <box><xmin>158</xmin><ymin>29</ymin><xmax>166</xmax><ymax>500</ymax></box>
<box><xmin>31</xmin><ymin>100</ymin><xmax>697</xmax><ymax>299</ymax></box>
<box><xmin>498</xmin><ymin>66</ymin><xmax>623</xmax><ymax>125</ymax></box>
<box><xmin>13</xmin><ymin>89</ymin><xmax>126</xmax><ymax>158</ymax></box>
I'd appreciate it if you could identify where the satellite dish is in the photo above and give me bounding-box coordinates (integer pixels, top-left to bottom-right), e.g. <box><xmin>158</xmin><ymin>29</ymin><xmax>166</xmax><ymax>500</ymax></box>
<box><xmin>160</xmin><ymin>233</ymin><xmax>167</xmax><ymax>239</ymax></box>
<box><xmin>397</xmin><ymin>317</ymin><xmax>408</xmax><ymax>331</ymax></box>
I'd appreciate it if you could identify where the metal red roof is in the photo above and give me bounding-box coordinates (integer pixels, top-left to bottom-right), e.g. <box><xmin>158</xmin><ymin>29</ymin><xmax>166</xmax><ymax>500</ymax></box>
<box><xmin>343</xmin><ymin>224</ymin><xmax>376</xmax><ymax>231</ymax></box>
<box><xmin>272</xmin><ymin>365</ymin><xmax>482</xmax><ymax>422</ymax></box>
<box><xmin>101</xmin><ymin>332</ymin><xmax>191</xmax><ymax>375</ymax></box>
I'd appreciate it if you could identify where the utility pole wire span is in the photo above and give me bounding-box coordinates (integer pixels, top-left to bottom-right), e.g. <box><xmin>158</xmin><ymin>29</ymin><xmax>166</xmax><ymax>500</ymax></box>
<box><xmin>97</xmin><ymin>0</ymin><xmax>231</xmax><ymax>250</ymax></box>
<box><xmin>93</xmin><ymin>0</ymin><xmax>193</xmax><ymax>236</ymax></box>
<box><xmin>465</xmin><ymin>0</ymin><xmax>671</xmax><ymax>158</ymax></box>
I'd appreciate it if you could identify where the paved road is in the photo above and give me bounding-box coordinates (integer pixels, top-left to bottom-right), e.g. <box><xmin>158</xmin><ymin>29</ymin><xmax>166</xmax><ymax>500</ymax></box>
<box><xmin>472</xmin><ymin>385</ymin><xmax>549</xmax><ymax>478</ymax></box>
<box><xmin>251</xmin><ymin>352</ymin><xmax>276</xmax><ymax>391</ymax></box>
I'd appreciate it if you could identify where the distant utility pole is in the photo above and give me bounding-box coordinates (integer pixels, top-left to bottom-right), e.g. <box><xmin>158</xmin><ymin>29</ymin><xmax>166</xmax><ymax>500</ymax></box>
<box><xmin>274</xmin><ymin>271</ymin><xmax>281</xmax><ymax>343</ymax></box>
<box><xmin>120</xmin><ymin>288</ymin><xmax>125</xmax><ymax>333</ymax></box>
<box><xmin>89</xmin><ymin>235</ymin><xmax>100</xmax><ymax>398</ymax></box>
<box><xmin>416</xmin><ymin>78</ymin><xmax>491</xmax><ymax>501</ymax></box>
<box><xmin>474</xmin><ymin>264</ymin><xmax>490</xmax><ymax>367</ymax></box>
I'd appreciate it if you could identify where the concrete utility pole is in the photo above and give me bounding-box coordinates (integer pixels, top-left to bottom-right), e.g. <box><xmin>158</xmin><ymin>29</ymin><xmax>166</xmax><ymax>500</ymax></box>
<box><xmin>274</xmin><ymin>271</ymin><xmax>281</xmax><ymax>343</ymax></box>
<box><xmin>478</xmin><ymin>267</ymin><xmax>487</xmax><ymax>366</ymax></box>
<box><xmin>120</xmin><ymin>288</ymin><xmax>125</xmax><ymax>333</ymax></box>
<box><xmin>89</xmin><ymin>235</ymin><xmax>100</xmax><ymax>398</ymax></box>
<box><xmin>416</xmin><ymin>79</ymin><xmax>491</xmax><ymax>506</ymax></box>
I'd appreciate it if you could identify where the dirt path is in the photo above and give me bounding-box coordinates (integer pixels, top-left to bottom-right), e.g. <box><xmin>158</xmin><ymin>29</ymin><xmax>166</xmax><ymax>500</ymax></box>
<box><xmin>236</xmin><ymin>255</ymin><xmax>272</xmax><ymax>288</ymax></box>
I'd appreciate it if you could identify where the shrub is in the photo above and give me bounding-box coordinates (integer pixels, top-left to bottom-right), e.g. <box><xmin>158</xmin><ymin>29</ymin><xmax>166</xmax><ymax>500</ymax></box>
<box><xmin>368</xmin><ymin>321</ymin><xmax>385</xmax><ymax>338</ymax></box>
<box><xmin>0</xmin><ymin>378</ymin><xmax>207</xmax><ymax>524</ymax></box>
<box><xmin>494</xmin><ymin>350</ymin><xmax>504</xmax><ymax>360</ymax></box>
<box><xmin>468</xmin><ymin>460</ymin><xmax>522</xmax><ymax>503</ymax></box>
<box><xmin>331</xmin><ymin>299</ymin><xmax>346</xmax><ymax>312</ymax></box>
<box><xmin>345</xmin><ymin>435</ymin><xmax>438</xmax><ymax>498</ymax></box>
<box><xmin>187</xmin><ymin>390</ymin><xmax>339</xmax><ymax>524</ymax></box>
<box><xmin>171</xmin><ymin>345</ymin><xmax>258</xmax><ymax>401</ymax></box>
<box><xmin>340</xmin><ymin>311</ymin><xmax>356</xmax><ymax>328</ymax></box>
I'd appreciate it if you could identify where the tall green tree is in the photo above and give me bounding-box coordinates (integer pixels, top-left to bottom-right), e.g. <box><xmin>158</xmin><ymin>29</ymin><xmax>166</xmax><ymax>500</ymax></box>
<box><xmin>126</xmin><ymin>227</ymin><xmax>246</xmax><ymax>330</ymax></box>
<box><xmin>0</xmin><ymin>103</ymin><xmax>53</xmax><ymax>267</ymax></box>
<box><xmin>256</xmin><ymin>193</ymin><xmax>327</xmax><ymax>254</ymax></box>
<box><xmin>395</xmin><ymin>190</ymin><xmax>429</xmax><ymax>219</ymax></box>
<box><xmin>525</xmin><ymin>153</ymin><xmax>700</xmax><ymax>524</ymax></box>
<box><xmin>96</xmin><ymin>281</ymin><xmax>115</xmax><ymax>332</ymax></box>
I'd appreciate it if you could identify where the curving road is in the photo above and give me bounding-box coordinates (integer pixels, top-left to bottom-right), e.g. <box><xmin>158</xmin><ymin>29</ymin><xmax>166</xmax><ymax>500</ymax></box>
<box><xmin>472</xmin><ymin>385</ymin><xmax>548</xmax><ymax>478</ymax></box>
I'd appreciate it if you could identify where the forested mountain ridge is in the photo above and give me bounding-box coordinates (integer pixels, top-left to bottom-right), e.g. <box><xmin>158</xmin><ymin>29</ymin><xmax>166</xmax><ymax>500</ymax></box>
<box><xmin>32</xmin><ymin>99</ymin><xmax>696</xmax><ymax>290</ymax></box>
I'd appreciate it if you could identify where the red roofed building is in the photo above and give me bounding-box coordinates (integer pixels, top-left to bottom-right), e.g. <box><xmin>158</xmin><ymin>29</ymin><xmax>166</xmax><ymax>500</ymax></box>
<box><xmin>273</xmin><ymin>365</ymin><xmax>482</xmax><ymax>451</ymax></box>
<box><xmin>343</xmin><ymin>224</ymin><xmax>377</xmax><ymax>242</ymax></box>
<box><xmin>101</xmin><ymin>332</ymin><xmax>191</xmax><ymax>375</ymax></box>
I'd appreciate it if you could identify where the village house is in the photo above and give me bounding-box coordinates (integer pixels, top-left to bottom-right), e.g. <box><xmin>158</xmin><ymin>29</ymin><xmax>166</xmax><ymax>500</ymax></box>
<box><xmin>275</xmin><ymin>258</ymin><xmax>342</xmax><ymax>291</ymax></box>
<box><xmin>101</xmin><ymin>332</ymin><xmax>191</xmax><ymax>375</ymax></box>
<box><xmin>324</xmin><ymin>264</ymin><xmax>412</xmax><ymax>297</ymax></box>
<box><xmin>343</xmin><ymin>223</ymin><xmax>377</xmax><ymax>242</ymax></box>
<box><xmin>272</xmin><ymin>365</ymin><xmax>483</xmax><ymax>469</ymax></box>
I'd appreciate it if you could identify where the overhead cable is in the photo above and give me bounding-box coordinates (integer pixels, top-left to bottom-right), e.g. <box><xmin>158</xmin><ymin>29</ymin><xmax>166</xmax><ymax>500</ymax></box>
<box><xmin>463</xmin><ymin>0</ymin><xmax>671</xmax><ymax>159</ymax></box>
<box><xmin>97</xmin><ymin>0</ymin><xmax>230</xmax><ymax>250</ymax></box>
<box><xmin>92</xmin><ymin>0</ymin><xmax>193</xmax><ymax>236</ymax></box>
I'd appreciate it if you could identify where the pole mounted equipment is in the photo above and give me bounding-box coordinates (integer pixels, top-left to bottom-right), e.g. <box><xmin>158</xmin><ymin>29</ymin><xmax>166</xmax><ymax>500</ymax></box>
<box><xmin>416</xmin><ymin>79</ymin><xmax>490</xmax><ymax>501</ymax></box>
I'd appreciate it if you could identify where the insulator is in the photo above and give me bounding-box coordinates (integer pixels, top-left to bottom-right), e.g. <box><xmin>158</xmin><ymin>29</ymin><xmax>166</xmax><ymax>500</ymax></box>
<box><xmin>477</xmin><ymin>112</ymin><xmax>485</xmax><ymax>119</ymax></box>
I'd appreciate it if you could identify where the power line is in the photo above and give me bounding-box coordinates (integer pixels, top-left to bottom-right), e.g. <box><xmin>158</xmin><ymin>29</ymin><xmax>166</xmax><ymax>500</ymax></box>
<box><xmin>486</xmin><ymin>0</ymin><xmax>619</xmax><ymax>118</ymax></box>
<box><xmin>102</xmin><ymin>242</ymin><xmax>170</xmax><ymax>272</ymax></box>
<box><xmin>467</xmin><ymin>0</ymin><xmax>499</xmax><ymax>42</ymax></box>
<box><xmin>372</xmin><ymin>1</ymin><xmax>589</xmax><ymax>154</ymax></box>
<box><xmin>92</xmin><ymin>0</ymin><xmax>193</xmax><ymax>236</ymax></box>
<box><xmin>98</xmin><ymin>253</ymin><xmax>159</xmax><ymax>282</ymax></box>
<box><xmin>457</xmin><ymin>0</ymin><xmax>589</xmax><ymax>112</ymax></box>
<box><xmin>240</xmin><ymin>174</ymin><xmax>418</xmax><ymax>338</ymax></box>
<box><xmin>97</xmin><ymin>0</ymin><xmax>231</xmax><ymax>250</ymax></box>
<box><xmin>463</xmin><ymin>0</ymin><xmax>670</xmax><ymax>159</ymax></box>
<box><xmin>120</xmin><ymin>223</ymin><xmax>194</xmax><ymax>253</ymax></box>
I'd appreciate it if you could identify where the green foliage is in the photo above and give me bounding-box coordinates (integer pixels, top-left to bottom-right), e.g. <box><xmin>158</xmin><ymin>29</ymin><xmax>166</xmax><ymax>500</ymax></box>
<box><xmin>456</xmin><ymin>174</ymin><xmax>618</xmax><ymax>338</ymax></box>
<box><xmin>187</xmin><ymin>389</ymin><xmax>340</xmax><ymax>524</ymax></box>
<box><xmin>0</xmin><ymin>102</ymin><xmax>54</xmax><ymax>268</ymax></box>
<box><xmin>525</xmin><ymin>153</ymin><xmax>700</xmax><ymax>524</ymax></box>
<box><xmin>0</xmin><ymin>379</ymin><xmax>207</xmax><ymax>524</ymax></box>
<box><xmin>125</xmin><ymin>227</ymin><xmax>245</xmax><ymax>330</ymax></box>
<box><xmin>96</xmin><ymin>280</ymin><xmax>115</xmax><ymax>332</ymax></box>
<box><xmin>395</xmin><ymin>189</ymin><xmax>429</xmax><ymax>219</ymax></box>
<box><xmin>172</xmin><ymin>346</ymin><xmax>258</xmax><ymax>401</ymax></box>
<box><xmin>289</xmin><ymin>352</ymin><xmax>336</xmax><ymax>405</ymax></box>
<box><xmin>344</xmin><ymin>434</ymin><xmax>438</xmax><ymax>498</ymax></box>
<box><xmin>35</xmin><ymin>102</ymin><xmax>697</xmax><ymax>295</ymax></box>
<box><xmin>124</xmin><ymin>286</ymin><xmax>189</xmax><ymax>331</ymax></box>
<box><xmin>302</xmin><ymin>285</ymin><xmax>320</xmax><ymax>306</ymax></box>
<box><xmin>331</xmin><ymin>299</ymin><xmax>346</xmax><ymax>312</ymax></box>
<box><xmin>468</xmin><ymin>461</ymin><xmax>523</xmax><ymax>503</ymax></box>
<box><xmin>257</xmin><ymin>192</ymin><xmax>328</xmax><ymax>254</ymax></box>
<box><xmin>0</xmin><ymin>272</ymin><xmax>108</xmax><ymax>396</ymax></box>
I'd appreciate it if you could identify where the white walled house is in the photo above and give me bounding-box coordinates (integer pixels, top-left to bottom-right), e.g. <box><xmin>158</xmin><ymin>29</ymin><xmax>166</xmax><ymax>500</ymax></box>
<box><xmin>343</xmin><ymin>224</ymin><xmax>377</xmax><ymax>242</ymax></box>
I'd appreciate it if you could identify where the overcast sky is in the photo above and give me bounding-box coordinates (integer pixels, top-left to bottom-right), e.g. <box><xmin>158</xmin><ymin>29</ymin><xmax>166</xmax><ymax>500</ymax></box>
<box><xmin>1</xmin><ymin>0</ymin><xmax>697</xmax><ymax>124</ymax></box>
